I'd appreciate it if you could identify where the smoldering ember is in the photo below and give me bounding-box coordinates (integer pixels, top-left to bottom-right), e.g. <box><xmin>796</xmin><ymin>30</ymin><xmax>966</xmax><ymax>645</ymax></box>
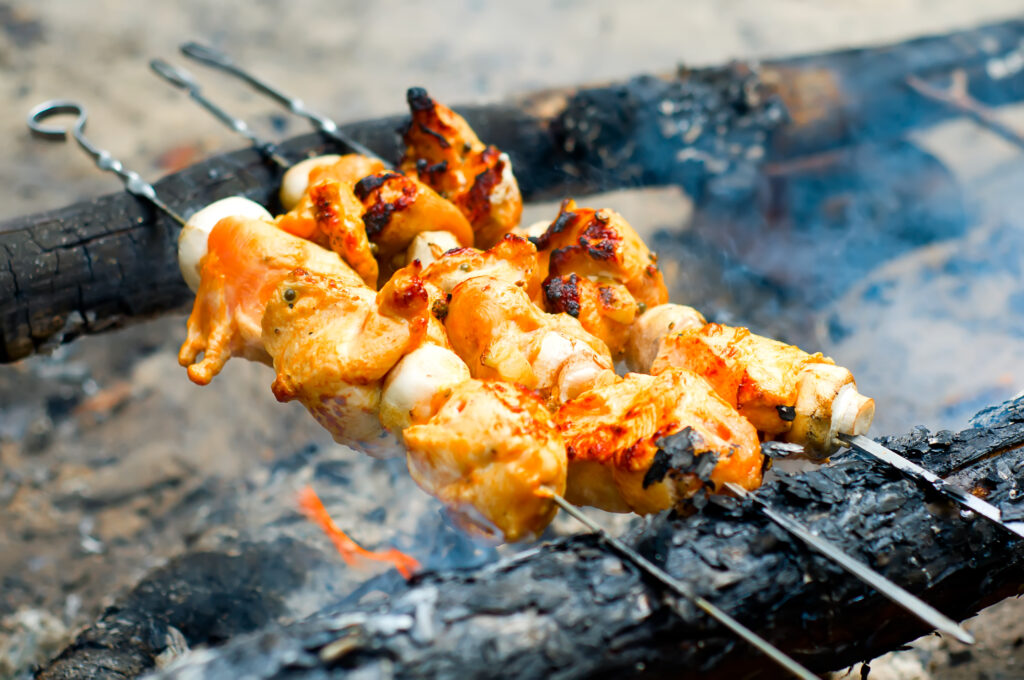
<box><xmin>4</xmin><ymin>15</ymin><xmax>1024</xmax><ymax>680</ymax></box>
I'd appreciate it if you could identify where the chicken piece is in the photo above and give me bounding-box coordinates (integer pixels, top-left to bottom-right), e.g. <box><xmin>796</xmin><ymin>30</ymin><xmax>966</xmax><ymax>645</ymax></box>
<box><xmin>444</xmin><ymin>275</ymin><xmax>616</xmax><ymax>405</ymax></box>
<box><xmin>556</xmin><ymin>369</ymin><xmax>763</xmax><ymax>516</ymax></box>
<box><xmin>403</xmin><ymin>379</ymin><xmax>567</xmax><ymax>542</ymax></box>
<box><xmin>179</xmin><ymin>215</ymin><xmax>363</xmax><ymax>386</ymax></box>
<box><xmin>543</xmin><ymin>275</ymin><xmax>637</xmax><ymax>359</ymax></box>
<box><xmin>354</xmin><ymin>171</ymin><xmax>474</xmax><ymax>277</ymax></box>
<box><xmin>400</xmin><ymin>87</ymin><xmax>522</xmax><ymax>248</ymax></box>
<box><xmin>419</xmin><ymin>234</ymin><xmax>543</xmax><ymax>300</ymax></box>
<box><xmin>624</xmin><ymin>303</ymin><xmax>707</xmax><ymax>373</ymax></box>
<box><xmin>279</xmin><ymin>154</ymin><xmax>386</xmax><ymax>211</ymax></box>
<box><xmin>260</xmin><ymin>265</ymin><xmax>430</xmax><ymax>457</ymax></box>
<box><xmin>276</xmin><ymin>179</ymin><xmax>379</xmax><ymax>287</ymax></box>
<box><xmin>533</xmin><ymin>199</ymin><xmax>668</xmax><ymax>311</ymax></box>
<box><xmin>534</xmin><ymin>200</ymin><xmax>668</xmax><ymax>356</ymax></box>
<box><xmin>651</xmin><ymin>323</ymin><xmax>874</xmax><ymax>456</ymax></box>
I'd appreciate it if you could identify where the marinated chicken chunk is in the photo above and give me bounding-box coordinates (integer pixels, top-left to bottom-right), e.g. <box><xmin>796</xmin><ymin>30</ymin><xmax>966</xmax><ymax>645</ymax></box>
<box><xmin>651</xmin><ymin>323</ymin><xmax>874</xmax><ymax>455</ymax></box>
<box><xmin>444</xmin><ymin>275</ymin><xmax>616</xmax><ymax>405</ymax></box>
<box><xmin>543</xmin><ymin>275</ymin><xmax>637</xmax><ymax>358</ymax></box>
<box><xmin>179</xmin><ymin>215</ymin><xmax>363</xmax><ymax>386</ymax></box>
<box><xmin>400</xmin><ymin>87</ymin><xmax>522</xmax><ymax>248</ymax></box>
<box><xmin>534</xmin><ymin>200</ymin><xmax>668</xmax><ymax>357</ymax></box>
<box><xmin>276</xmin><ymin>179</ymin><xmax>379</xmax><ymax>287</ymax></box>
<box><xmin>534</xmin><ymin>199</ymin><xmax>668</xmax><ymax>311</ymax></box>
<box><xmin>556</xmin><ymin>368</ymin><xmax>763</xmax><ymax>515</ymax></box>
<box><xmin>403</xmin><ymin>379</ymin><xmax>567</xmax><ymax>542</ymax></box>
<box><xmin>261</xmin><ymin>266</ymin><xmax>430</xmax><ymax>456</ymax></box>
<box><xmin>419</xmin><ymin>234</ymin><xmax>543</xmax><ymax>300</ymax></box>
<box><xmin>624</xmin><ymin>303</ymin><xmax>707</xmax><ymax>373</ymax></box>
<box><xmin>354</xmin><ymin>171</ymin><xmax>474</xmax><ymax>276</ymax></box>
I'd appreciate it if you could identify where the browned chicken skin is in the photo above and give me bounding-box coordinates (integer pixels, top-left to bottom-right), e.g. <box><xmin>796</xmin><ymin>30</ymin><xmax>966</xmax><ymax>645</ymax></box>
<box><xmin>556</xmin><ymin>368</ymin><xmax>763</xmax><ymax>515</ymax></box>
<box><xmin>403</xmin><ymin>379</ymin><xmax>567</xmax><ymax>542</ymax></box>
<box><xmin>277</xmin><ymin>179</ymin><xmax>379</xmax><ymax>287</ymax></box>
<box><xmin>418</xmin><ymin>234</ymin><xmax>543</xmax><ymax>300</ymax></box>
<box><xmin>400</xmin><ymin>87</ymin><xmax>523</xmax><ymax>248</ymax></box>
<box><xmin>354</xmin><ymin>171</ymin><xmax>474</xmax><ymax>278</ymax></box>
<box><xmin>444</xmin><ymin>275</ymin><xmax>616</xmax><ymax>405</ymax></box>
<box><xmin>535</xmin><ymin>200</ymin><xmax>668</xmax><ymax>358</ymax></box>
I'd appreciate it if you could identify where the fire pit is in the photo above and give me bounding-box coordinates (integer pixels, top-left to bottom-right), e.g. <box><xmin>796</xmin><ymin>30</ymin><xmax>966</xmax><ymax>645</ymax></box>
<box><xmin>3</xmin><ymin>8</ymin><xmax>1024</xmax><ymax>680</ymax></box>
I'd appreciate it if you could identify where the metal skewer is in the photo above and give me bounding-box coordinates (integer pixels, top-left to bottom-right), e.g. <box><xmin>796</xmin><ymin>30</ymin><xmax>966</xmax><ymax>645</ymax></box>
<box><xmin>551</xmin><ymin>494</ymin><xmax>820</xmax><ymax>680</ymax></box>
<box><xmin>149</xmin><ymin>58</ymin><xmax>293</xmax><ymax>169</ymax></box>
<box><xmin>723</xmin><ymin>482</ymin><xmax>974</xmax><ymax>645</ymax></box>
<box><xmin>27</xmin><ymin>100</ymin><xmax>186</xmax><ymax>227</ymax></box>
<box><xmin>839</xmin><ymin>433</ymin><xmax>1024</xmax><ymax>540</ymax></box>
<box><xmin>179</xmin><ymin>41</ymin><xmax>387</xmax><ymax>163</ymax></box>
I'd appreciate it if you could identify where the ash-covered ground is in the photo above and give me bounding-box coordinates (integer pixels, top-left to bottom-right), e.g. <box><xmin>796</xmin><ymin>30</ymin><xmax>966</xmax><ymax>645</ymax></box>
<box><xmin>4</xmin><ymin>1</ymin><xmax>1024</xmax><ymax>678</ymax></box>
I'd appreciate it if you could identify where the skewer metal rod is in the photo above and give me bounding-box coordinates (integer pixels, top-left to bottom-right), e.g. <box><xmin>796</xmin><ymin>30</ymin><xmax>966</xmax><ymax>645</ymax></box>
<box><xmin>26</xmin><ymin>100</ymin><xmax>185</xmax><ymax>226</ymax></box>
<box><xmin>839</xmin><ymin>433</ymin><xmax>1024</xmax><ymax>540</ymax></box>
<box><xmin>149</xmin><ymin>58</ymin><xmax>293</xmax><ymax>169</ymax></box>
<box><xmin>724</xmin><ymin>483</ymin><xmax>974</xmax><ymax>645</ymax></box>
<box><xmin>179</xmin><ymin>41</ymin><xmax>388</xmax><ymax>164</ymax></box>
<box><xmin>551</xmin><ymin>494</ymin><xmax>820</xmax><ymax>680</ymax></box>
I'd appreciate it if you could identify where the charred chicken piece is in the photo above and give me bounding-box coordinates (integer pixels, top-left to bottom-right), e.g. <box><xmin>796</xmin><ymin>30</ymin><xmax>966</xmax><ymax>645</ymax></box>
<box><xmin>276</xmin><ymin>179</ymin><xmax>379</xmax><ymax>287</ymax></box>
<box><xmin>556</xmin><ymin>368</ymin><xmax>763</xmax><ymax>515</ymax></box>
<box><xmin>651</xmin><ymin>323</ymin><xmax>874</xmax><ymax>456</ymax></box>
<box><xmin>178</xmin><ymin>215</ymin><xmax>363</xmax><ymax>386</ymax></box>
<box><xmin>279</xmin><ymin>153</ymin><xmax>386</xmax><ymax>211</ymax></box>
<box><xmin>544</xmin><ymin>275</ymin><xmax>638</xmax><ymax>358</ymax></box>
<box><xmin>418</xmin><ymin>233</ymin><xmax>544</xmax><ymax>301</ymax></box>
<box><xmin>444</xmin><ymin>275</ymin><xmax>616</xmax><ymax>405</ymax></box>
<box><xmin>260</xmin><ymin>265</ymin><xmax>430</xmax><ymax>456</ymax></box>
<box><xmin>354</xmin><ymin>171</ymin><xmax>474</xmax><ymax>277</ymax></box>
<box><xmin>535</xmin><ymin>200</ymin><xmax>669</xmax><ymax>358</ymax></box>
<box><xmin>403</xmin><ymin>379</ymin><xmax>567</xmax><ymax>542</ymax></box>
<box><xmin>400</xmin><ymin>87</ymin><xmax>522</xmax><ymax>248</ymax></box>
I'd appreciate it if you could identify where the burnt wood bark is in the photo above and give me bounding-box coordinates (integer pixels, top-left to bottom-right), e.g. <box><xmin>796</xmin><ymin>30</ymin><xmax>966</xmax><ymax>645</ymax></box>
<box><xmin>39</xmin><ymin>397</ymin><xmax>1024</xmax><ymax>680</ymax></box>
<box><xmin>5</xmin><ymin>18</ymin><xmax>1024</xmax><ymax>363</ymax></box>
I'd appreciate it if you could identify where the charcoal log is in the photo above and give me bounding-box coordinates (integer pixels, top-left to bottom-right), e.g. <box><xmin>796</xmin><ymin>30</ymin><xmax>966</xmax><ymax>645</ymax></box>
<box><xmin>38</xmin><ymin>396</ymin><xmax>1024</xmax><ymax>679</ymax></box>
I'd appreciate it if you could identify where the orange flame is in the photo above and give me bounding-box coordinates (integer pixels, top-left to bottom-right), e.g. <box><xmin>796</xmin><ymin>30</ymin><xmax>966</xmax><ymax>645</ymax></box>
<box><xmin>298</xmin><ymin>486</ymin><xmax>420</xmax><ymax>580</ymax></box>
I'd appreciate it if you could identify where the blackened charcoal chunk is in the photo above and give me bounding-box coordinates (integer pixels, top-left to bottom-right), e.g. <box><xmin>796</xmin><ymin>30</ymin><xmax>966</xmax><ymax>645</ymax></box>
<box><xmin>644</xmin><ymin>427</ymin><xmax>720</xmax><ymax>490</ymax></box>
<box><xmin>1000</xmin><ymin>499</ymin><xmax>1024</xmax><ymax>523</ymax></box>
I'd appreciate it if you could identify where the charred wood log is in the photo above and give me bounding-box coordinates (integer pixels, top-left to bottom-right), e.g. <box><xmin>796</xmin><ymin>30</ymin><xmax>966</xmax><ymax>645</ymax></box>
<box><xmin>39</xmin><ymin>396</ymin><xmax>1024</xmax><ymax>679</ymax></box>
<box><xmin>5</xmin><ymin>18</ymin><xmax>1024</xmax><ymax>363</ymax></box>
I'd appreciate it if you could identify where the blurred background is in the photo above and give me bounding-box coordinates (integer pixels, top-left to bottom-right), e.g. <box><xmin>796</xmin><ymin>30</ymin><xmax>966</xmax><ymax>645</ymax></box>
<box><xmin>4</xmin><ymin>1</ymin><xmax>1024</xmax><ymax>678</ymax></box>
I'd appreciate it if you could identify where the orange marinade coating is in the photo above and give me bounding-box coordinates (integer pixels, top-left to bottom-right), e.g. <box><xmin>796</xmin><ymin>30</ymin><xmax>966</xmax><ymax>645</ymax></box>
<box><xmin>403</xmin><ymin>379</ymin><xmax>567</xmax><ymax>543</ymax></box>
<box><xmin>260</xmin><ymin>266</ymin><xmax>430</xmax><ymax>454</ymax></box>
<box><xmin>534</xmin><ymin>199</ymin><xmax>668</xmax><ymax>311</ymax></box>
<box><xmin>651</xmin><ymin>322</ymin><xmax>835</xmax><ymax>437</ymax></box>
<box><xmin>179</xmin><ymin>216</ymin><xmax>363</xmax><ymax>386</ymax></box>
<box><xmin>419</xmin><ymin>234</ymin><xmax>544</xmax><ymax>301</ymax></box>
<box><xmin>556</xmin><ymin>368</ymin><xmax>763</xmax><ymax>516</ymax></box>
